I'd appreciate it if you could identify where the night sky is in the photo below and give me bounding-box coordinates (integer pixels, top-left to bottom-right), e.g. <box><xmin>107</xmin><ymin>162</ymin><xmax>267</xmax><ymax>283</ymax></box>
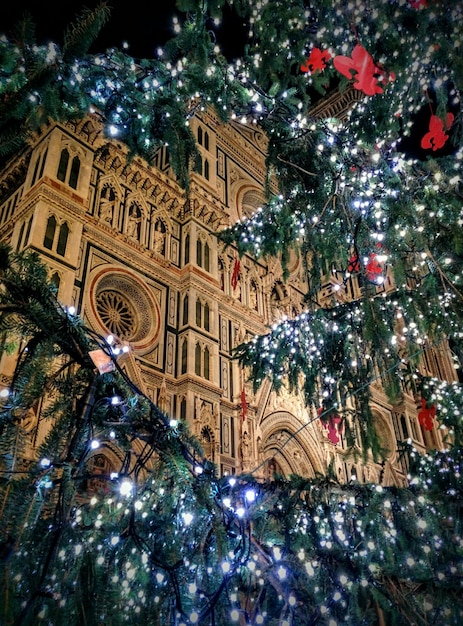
<box><xmin>1</xmin><ymin>0</ymin><xmax>190</xmax><ymax>59</ymax></box>
<box><xmin>0</xmin><ymin>0</ymin><xmax>245</xmax><ymax>60</ymax></box>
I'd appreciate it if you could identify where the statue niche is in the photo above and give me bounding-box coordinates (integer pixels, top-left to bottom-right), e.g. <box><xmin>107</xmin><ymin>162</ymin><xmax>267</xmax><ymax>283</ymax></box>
<box><xmin>201</xmin><ymin>426</ymin><xmax>214</xmax><ymax>462</ymax></box>
<box><xmin>99</xmin><ymin>185</ymin><xmax>116</xmax><ymax>225</ymax></box>
<box><xmin>153</xmin><ymin>219</ymin><xmax>166</xmax><ymax>255</ymax></box>
<box><xmin>127</xmin><ymin>203</ymin><xmax>142</xmax><ymax>240</ymax></box>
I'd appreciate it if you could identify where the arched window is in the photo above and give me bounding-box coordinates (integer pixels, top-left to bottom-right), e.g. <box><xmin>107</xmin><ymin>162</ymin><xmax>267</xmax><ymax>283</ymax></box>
<box><xmin>195</xmin><ymin>343</ymin><xmax>202</xmax><ymax>376</ymax></box>
<box><xmin>31</xmin><ymin>156</ymin><xmax>41</xmax><ymax>187</ymax></box>
<box><xmin>56</xmin><ymin>222</ymin><xmax>69</xmax><ymax>256</ymax></box>
<box><xmin>57</xmin><ymin>149</ymin><xmax>69</xmax><ymax>182</ymax></box>
<box><xmin>50</xmin><ymin>272</ymin><xmax>61</xmax><ymax>292</ymax></box>
<box><xmin>43</xmin><ymin>215</ymin><xmax>57</xmax><ymax>250</ymax></box>
<box><xmin>204</xmin><ymin>302</ymin><xmax>210</xmax><ymax>332</ymax></box>
<box><xmin>204</xmin><ymin>347</ymin><xmax>210</xmax><ymax>380</ymax></box>
<box><xmin>204</xmin><ymin>159</ymin><xmax>210</xmax><ymax>180</ymax></box>
<box><xmin>218</xmin><ymin>259</ymin><xmax>225</xmax><ymax>291</ymax></box>
<box><xmin>39</xmin><ymin>148</ymin><xmax>48</xmax><ymax>180</ymax></box>
<box><xmin>400</xmin><ymin>415</ymin><xmax>409</xmax><ymax>439</ymax></box>
<box><xmin>57</xmin><ymin>147</ymin><xmax>81</xmax><ymax>189</ymax></box>
<box><xmin>204</xmin><ymin>242</ymin><xmax>210</xmax><ymax>272</ymax></box>
<box><xmin>196</xmin><ymin>239</ymin><xmax>210</xmax><ymax>272</ymax></box>
<box><xmin>201</xmin><ymin>427</ymin><xmax>213</xmax><ymax>460</ymax></box>
<box><xmin>180</xmin><ymin>397</ymin><xmax>187</xmax><ymax>421</ymax></box>
<box><xmin>196</xmin><ymin>299</ymin><xmax>202</xmax><ymax>327</ymax></box>
<box><xmin>69</xmin><ymin>156</ymin><xmax>80</xmax><ymax>189</ymax></box>
<box><xmin>184</xmin><ymin>234</ymin><xmax>190</xmax><ymax>265</ymax></box>
<box><xmin>250</xmin><ymin>280</ymin><xmax>258</xmax><ymax>311</ymax></box>
<box><xmin>181</xmin><ymin>340</ymin><xmax>188</xmax><ymax>375</ymax></box>
<box><xmin>17</xmin><ymin>222</ymin><xmax>25</xmax><ymax>251</ymax></box>
<box><xmin>198</xmin><ymin>125</ymin><xmax>210</xmax><ymax>151</ymax></box>
<box><xmin>183</xmin><ymin>295</ymin><xmax>189</xmax><ymax>326</ymax></box>
<box><xmin>24</xmin><ymin>217</ymin><xmax>33</xmax><ymax>248</ymax></box>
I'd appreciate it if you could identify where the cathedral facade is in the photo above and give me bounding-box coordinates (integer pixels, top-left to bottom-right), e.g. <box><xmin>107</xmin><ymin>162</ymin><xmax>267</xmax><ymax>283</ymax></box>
<box><xmin>0</xmin><ymin>109</ymin><xmax>456</xmax><ymax>486</ymax></box>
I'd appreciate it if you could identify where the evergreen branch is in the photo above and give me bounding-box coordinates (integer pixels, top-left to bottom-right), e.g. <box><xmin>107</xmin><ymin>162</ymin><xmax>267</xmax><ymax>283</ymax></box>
<box><xmin>276</xmin><ymin>154</ymin><xmax>317</xmax><ymax>176</ymax></box>
<box><xmin>62</xmin><ymin>2</ymin><xmax>111</xmax><ymax>60</ymax></box>
<box><xmin>425</xmin><ymin>247</ymin><xmax>463</xmax><ymax>301</ymax></box>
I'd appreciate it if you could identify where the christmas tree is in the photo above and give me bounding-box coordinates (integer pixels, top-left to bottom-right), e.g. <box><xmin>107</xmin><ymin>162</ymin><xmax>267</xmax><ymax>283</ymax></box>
<box><xmin>0</xmin><ymin>1</ymin><xmax>463</xmax><ymax>624</ymax></box>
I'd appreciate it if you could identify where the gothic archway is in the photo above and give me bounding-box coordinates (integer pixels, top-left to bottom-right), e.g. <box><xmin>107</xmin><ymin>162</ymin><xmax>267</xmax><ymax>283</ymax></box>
<box><xmin>259</xmin><ymin>410</ymin><xmax>325</xmax><ymax>478</ymax></box>
<box><xmin>201</xmin><ymin>426</ymin><xmax>214</xmax><ymax>462</ymax></box>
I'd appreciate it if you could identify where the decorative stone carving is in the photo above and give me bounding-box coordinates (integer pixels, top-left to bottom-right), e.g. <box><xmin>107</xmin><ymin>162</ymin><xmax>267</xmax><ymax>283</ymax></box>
<box><xmin>87</xmin><ymin>267</ymin><xmax>161</xmax><ymax>353</ymax></box>
<box><xmin>99</xmin><ymin>186</ymin><xmax>116</xmax><ymax>223</ymax></box>
<box><xmin>127</xmin><ymin>204</ymin><xmax>141</xmax><ymax>239</ymax></box>
<box><xmin>240</xmin><ymin>430</ymin><xmax>252</xmax><ymax>470</ymax></box>
<box><xmin>153</xmin><ymin>221</ymin><xmax>166</xmax><ymax>255</ymax></box>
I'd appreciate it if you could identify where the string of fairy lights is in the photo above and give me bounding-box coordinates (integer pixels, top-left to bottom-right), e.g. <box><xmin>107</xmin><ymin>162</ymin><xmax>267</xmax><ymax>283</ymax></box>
<box><xmin>19</xmin><ymin>307</ymin><xmax>461</xmax><ymax>624</ymax></box>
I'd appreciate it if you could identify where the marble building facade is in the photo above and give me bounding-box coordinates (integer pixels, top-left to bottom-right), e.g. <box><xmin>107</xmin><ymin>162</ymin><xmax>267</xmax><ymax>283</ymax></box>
<box><xmin>0</xmin><ymin>107</ymin><xmax>456</xmax><ymax>486</ymax></box>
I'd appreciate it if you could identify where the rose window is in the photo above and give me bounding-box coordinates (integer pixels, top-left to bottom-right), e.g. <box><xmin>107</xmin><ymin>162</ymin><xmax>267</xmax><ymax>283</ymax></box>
<box><xmin>96</xmin><ymin>290</ymin><xmax>138</xmax><ymax>340</ymax></box>
<box><xmin>87</xmin><ymin>267</ymin><xmax>161</xmax><ymax>352</ymax></box>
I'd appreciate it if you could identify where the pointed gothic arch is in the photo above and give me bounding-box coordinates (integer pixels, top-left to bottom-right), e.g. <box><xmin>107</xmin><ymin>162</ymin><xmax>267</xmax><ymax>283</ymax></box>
<box><xmin>259</xmin><ymin>410</ymin><xmax>325</xmax><ymax>478</ymax></box>
<box><xmin>200</xmin><ymin>426</ymin><xmax>214</xmax><ymax>462</ymax></box>
<box><xmin>125</xmin><ymin>192</ymin><xmax>149</xmax><ymax>243</ymax></box>
<box><xmin>97</xmin><ymin>176</ymin><xmax>122</xmax><ymax>226</ymax></box>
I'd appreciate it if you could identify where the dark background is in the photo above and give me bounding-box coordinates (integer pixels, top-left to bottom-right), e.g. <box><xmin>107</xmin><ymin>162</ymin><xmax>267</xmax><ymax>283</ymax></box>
<box><xmin>0</xmin><ymin>0</ymin><xmax>245</xmax><ymax>59</ymax></box>
<box><xmin>1</xmin><ymin>0</ymin><xmax>181</xmax><ymax>57</ymax></box>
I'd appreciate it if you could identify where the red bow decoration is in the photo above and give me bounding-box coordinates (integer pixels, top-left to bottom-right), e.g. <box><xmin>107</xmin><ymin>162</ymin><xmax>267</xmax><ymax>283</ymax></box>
<box><xmin>325</xmin><ymin>415</ymin><xmax>343</xmax><ymax>445</ymax></box>
<box><xmin>300</xmin><ymin>47</ymin><xmax>331</xmax><ymax>74</ymax></box>
<box><xmin>333</xmin><ymin>44</ymin><xmax>393</xmax><ymax>96</ymax></box>
<box><xmin>366</xmin><ymin>253</ymin><xmax>383</xmax><ymax>282</ymax></box>
<box><xmin>421</xmin><ymin>113</ymin><xmax>454</xmax><ymax>151</ymax></box>
<box><xmin>417</xmin><ymin>398</ymin><xmax>436</xmax><ymax>431</ymax></box>
<box><xmin>347</xmin><ymin>251</ymin><xmax>384</xmax><ymax>281</ymax></box>
<box><xmin>409</xmin><ymin>0</ymin><xmax>427</xmax><ymax>8</ymax></box>
<box><xmin>231</xmin><ymin>258</ymin><xmax>241</xmax><ymax>290</ymax></box>
<box><xmin>318</xmin><ymin>407</ymin><xmax>343</xmax><ymax>444</ymax></box>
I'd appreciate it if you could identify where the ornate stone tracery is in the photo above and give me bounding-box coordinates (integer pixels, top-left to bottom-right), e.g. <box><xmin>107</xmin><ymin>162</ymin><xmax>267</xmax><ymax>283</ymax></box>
<box><xmin>86</xmin><ymin>267</ymin><xmax>161</xmax><ymax>353</ymax></box>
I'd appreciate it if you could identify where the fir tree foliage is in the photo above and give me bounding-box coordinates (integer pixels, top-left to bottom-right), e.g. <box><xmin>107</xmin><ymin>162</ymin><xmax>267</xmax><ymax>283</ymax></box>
<box><xmin>0</xmin><ymin>246</ymin><xmax>461</xmax><ymax>623</ymax></box>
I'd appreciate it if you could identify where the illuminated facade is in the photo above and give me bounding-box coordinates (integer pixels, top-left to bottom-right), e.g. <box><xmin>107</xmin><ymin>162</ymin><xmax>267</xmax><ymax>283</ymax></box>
<box><xmin>0</xmin><ymin>108</ymin><xmax>457</xmax><ymax>485</ymax></box>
